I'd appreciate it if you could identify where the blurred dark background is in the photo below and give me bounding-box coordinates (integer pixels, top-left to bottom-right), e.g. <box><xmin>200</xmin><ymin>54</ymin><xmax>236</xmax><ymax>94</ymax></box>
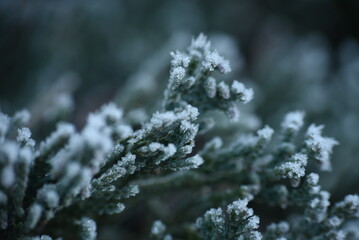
<box><xmin>1</xmin><ymin>0</ymin><xmax>359</xmax><ymax>238</ymax></box>
<box><xmin>1</xmin><ymin>0</ymin><xmax>359</xmax><ymax>111</ymax></box>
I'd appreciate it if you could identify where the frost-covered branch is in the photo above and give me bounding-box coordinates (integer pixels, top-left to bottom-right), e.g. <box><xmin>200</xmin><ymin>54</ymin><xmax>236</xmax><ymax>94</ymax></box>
<box><xmin>0</xmin><ymin>34</ymin><xmax>358</xmax><ymax>240</ymax></box>
<box><xmin>163</xmin><ymin>34</ymin><xmax>253</xmax><ymax>121</ymax></box>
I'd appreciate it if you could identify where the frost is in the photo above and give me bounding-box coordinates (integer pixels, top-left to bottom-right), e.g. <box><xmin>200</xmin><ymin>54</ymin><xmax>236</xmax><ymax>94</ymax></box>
<box><xmin>146</xmin><ymin>105</ymin><xmax>199</xmax><ymax>132</ymax></box>
<box><xmin>266</xmin><ymin>221</ymin><xmax>290</xmax><ymax>239</ymax></box>
<box><xmin>45</xmin><ymin>191</ymin><xmax>60</xmax><ymax>208</ymax></box>
<box><xmin>16</xmin><ymin>127</ymin><xmax>31</xmax><ymax>141</ymax></box>
<box><xmin>13</xmin><ymin>109</ymin><xmax>31</xmax><ymax>125</ymax></box>
<box><xmin>25</xmin><ymin>203</ymin><xmax>43</xmax><ymax>230</ymax></box>
<box><xmin>170</xmin><ymin>66</ymin><xmax>186</xmax><ymax>81</ymax></box>
<box><xmin>326</xmin><ymin>216</ymin><xmax>343</xmax><ymax>228</ymax></box>
<box><xmin>325</xmin><ymin>230</ymin><xmax>346</xmax><ymax>240</ymax></box>
<box><xmin>204</xmin><ymin>77</ymin><xmax>217</xmax><ymax>98</ymax></box>
<box><xmin>188</xmin><ymin>33</ymin><xmax>211</xmax><ymax>56</ymax></box>
<box><xmin>126</xmin><ymin>108</ymin><xmax>148</xmax><ymax>124</ymax></box>
<box><xmin>257</xmin><ymin>125</ymin><xmax>274</xmax><ymax>141</ymax></box>
<box><xmin>78</xmin><ymin>217</ymin><xmax>97</xmax><ymax>240</ymax></box>
<box><xmin>197</xmin><ymin>199</ymin><xmax>261</xmax><ymax>239</ymax></box>
<box><xmin>307</xmin><ymin>173</ymin><xmax>320</xmax><ymax>185</ymax></box>
<box><xmin>150</xmin><ymin>220</ymin><xmax>173</xmax><ymax>240</ymax></box>
<box><xmin>281</xmin><ymin>111</ymin><xmax>305</xmax><ymax>133</ymax></box>
<box><xmin>184</xmin><ymin>154</ymin><xmax>203</xmax><ymax>169</ymax></box>
<box><xmin>245</xmin><ymin>231</ymin><xmax>262</xmax><ymax>240</ymax></box>
<box><xmin>218</xmin><ymin>81</ymin><xmax>230</xmax><ymax>99</ymax></box>
<box><xmin>149</xmin><ymin>111</ymin><xmax>177</xmax><ymax>128</ymax></box>
<box><xmin>93</xmin><ymin>153</ymin><xmax>136</xmax><ymax>186</ymax></box>
<box><xmin>122</xmin><ymin>185</ymin><xmax>140</xmax><ymax>198</ymax></box>
<box><xmin>178</xmin><ymin>104</ymin><xmax>199</xmax><ymax>120</ymax></box>
<box><xmin>226</xmin><ymin>199</ymin><xmax>261</xmax><ymax>233</ymax></box>
<box><xmin>333</xmin><ymin>194</ymin><xmax>359</xmax><ymax>219</ymax></box>
<box><xmin>231</xmin><ymin>80</ymin><xmax>254</xmax><ymax>103</ymax></box>
<box><xmin>151</xmin><ymin>220</ymin><xmax>166</xmax><ymax>236</ymax></box>
<box><xmin>115</xmin><ymin>125</ymin><xmax>133</xmax><ymax>139</ymax></box>
<box><xmin>37</xmin><ymin>187</ymin><xmax>59</xmax><ymax>209</ymax></box>
<box><xmin>165</xmin><ymin>153</ymin><xmax>204</xmax><ymax>171</ymax></box>
<box><xmin>139</xmin><ymin>142</ymin><xmax>177</xmax><ymax>165</ymax></box>
<box><xmin>201</xmin><ymin>137</ymin><xmax>223</xmax><ymax>153</ymax></box>
<box><xmin>227</xmin><ymin>198</ymin><xmax>250</xmax><ymax>216</ymax></box>
<box><xmin>39</xmin><ymin>122</ymin><xmax>75</xmax><ymax>154</ymax></box>
<box><xmin>275</xmin><ymin>153</ymin><xmax>308</xmax><ymax>186</ymax></box>
<box><xmin>0</xmin><ymin>34</ymin><xmax>357</xmax><ymax>240</ymax></box>
<box><xmin>305</xmin><ymin>124</ymin><xmax>339</xmax><ymax>171</ymax></box>
<box><xmin>62</xmin><ymin>166</ymin><xmax>92</xmax><ymax>205</ymax></box>
<box><xmin>100</xmin><ymin>103</ymin><xmax>123</xmax><ymax>123</ymax></box>
<box><xmin>0</xmin><ymin>112</ymin><xmax>10</xmax><ymax>141</ymax></box>
<box><xmin>98</xmin><ymin>202</ymin><xmax>125</xmax><ymax>215</ymax></box>
<box><xmin>200</xmin><ymin>207</ymin><xmax>225</xmax><ymax>233</ymax></box>
<box><xmin>17</xmin><ymin>127</ymin><xmax>35</xmax><ymax>148</ymax></box>
<box><xmin>293</xmin><ymin>153</ymin><xmax>308</xmax><ymax>164</ymax></box>
<box><xmin>163</xmin><ymin>34</ymin><xmax>250</xmax><ymax>121</ymax></box>
<box><xmin>40</xmin><ymin>235</ymin><xmax>52</xmax><ymax>240</ymax></box>
<box><xmin>0</xmin><ymin>141</ymin><xmax>19</xmax><ymax>163</ymax></box>
<box><xmin>306</xmin><ymin>190</ymin><xmax>331</xmax><ymax>222</ymax></box>
<box><xmin>1</xmin><ymin>165</ymin><xmax>15</xmax><ymax>188</ymax></box>
<box><xmin>184</xmin><ymin>76</ymin><xmax>196</xmax><ymax>88</ymax></box>
<box><xmin>49</xmin><ymin>137</ymin><xmax>82</xmax><ymax>176</ymax></box>
<box><xmin>205</xmin><ymin>208</ymin><xmax>224</xmax><ymax>224</ymax></box>
<box><xmin>202</xmin><ymin>50</ymin><xmax>231</xmax><ymax>73</ymax></box>
<box><xmin>163</xmin><ymin>143</ymin><xmax>177</xmax><ymax>157</ymax></box>
<box><xmin>164</xmin><ymin>235</ymin><xmax>173</xmax><ymax>240</ymax></box>
<box><xmin>148</xmin><ymin>142</ymin><xmax>163</xmax><ymax>152</ymax></box>
<box><xmin>170</xmin><ymin>51</ymin><xmax>190</xmax><ymax>68</ymax></box>
<box><xmin>19</xmin><ymin>147</ymin><xmax>34</xmax><ymax>164</ymax></box>
<box><xmin>278</xmin><ymin>162</ymin><xmax>305</xmax><ymax>178</ymax></box>
<box><xmin>82</xmin><ymin>125</ymin><xmax>113</xmax><ymax>152</ymax></box>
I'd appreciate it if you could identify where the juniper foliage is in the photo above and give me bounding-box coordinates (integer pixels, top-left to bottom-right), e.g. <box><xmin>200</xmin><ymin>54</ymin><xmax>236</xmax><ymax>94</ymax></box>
<box><xmin>0</xmin><ymin>34</ymin><xmax>358</xmax><ymax>240</ymax></box>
